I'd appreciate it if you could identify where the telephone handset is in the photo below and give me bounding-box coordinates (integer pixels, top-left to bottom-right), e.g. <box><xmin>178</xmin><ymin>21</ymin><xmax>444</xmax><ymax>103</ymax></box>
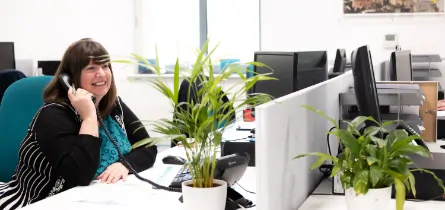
<box><xmin>59</xmin><ymin>73</ymin><xmax>96</xmax><ymax>104</ymax></box>
<box><xmin>57</xmin><ymin>73</ymin><xmax>181</xmax><ymax>192</ymax></box>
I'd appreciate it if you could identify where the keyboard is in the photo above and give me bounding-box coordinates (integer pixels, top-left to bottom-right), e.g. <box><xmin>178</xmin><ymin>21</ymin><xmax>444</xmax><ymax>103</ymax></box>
<box><xmin>169</xmin><ymin>165</ymin><xmax>193</xmax><ymax>188</ymax></box>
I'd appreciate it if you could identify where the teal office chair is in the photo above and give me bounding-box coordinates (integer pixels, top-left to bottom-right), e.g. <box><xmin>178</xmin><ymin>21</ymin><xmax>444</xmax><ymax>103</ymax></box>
<box><xmin>0</xmin><ymin>76</ymin><xmax>53</xmax><ymax>182</ymax></box>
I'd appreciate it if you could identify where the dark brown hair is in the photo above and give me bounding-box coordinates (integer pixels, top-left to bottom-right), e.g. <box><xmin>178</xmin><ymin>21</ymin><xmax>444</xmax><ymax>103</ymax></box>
<box><xmin>43</xmin><ymin>38</ymin><xmax>117</xmax><ymax>116</ymax></box>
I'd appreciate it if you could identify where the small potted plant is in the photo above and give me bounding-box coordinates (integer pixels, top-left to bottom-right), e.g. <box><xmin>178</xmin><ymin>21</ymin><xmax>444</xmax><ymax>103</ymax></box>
<box><xmin>117</xmin><ymin>40</ymin><xmax>274</xmax><ymax>210</ymax></box>
<box><xmin>294</xmin><ymin>105</ymin><xmax>445</xmax><ymax>210</ymax></box>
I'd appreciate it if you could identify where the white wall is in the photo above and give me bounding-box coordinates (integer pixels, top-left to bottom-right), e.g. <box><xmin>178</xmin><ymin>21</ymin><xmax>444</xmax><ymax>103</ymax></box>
<box><xmin>260</xmin><ymin>0</ymin><xmax>445</xmax><ymax>84</ymax></box>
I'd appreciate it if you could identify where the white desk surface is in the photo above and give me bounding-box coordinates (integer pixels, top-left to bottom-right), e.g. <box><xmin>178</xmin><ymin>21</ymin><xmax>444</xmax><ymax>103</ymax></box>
<box><xmin>21</xmin><ymin>124</ymin><xmax>256</xmax><ymax>210</ymax></box>
<box><xmin>299</xmin><ymin>194</ymin><xmax>445</xmax><ymax>210</ymax></box>
<box><xmin>299</xmin><ymin>175</ymin><xmax>445</xmax><ymax>210</ymax></box>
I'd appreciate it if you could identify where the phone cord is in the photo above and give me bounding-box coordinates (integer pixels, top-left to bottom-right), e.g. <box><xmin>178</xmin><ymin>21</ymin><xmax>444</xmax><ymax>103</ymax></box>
<box><xmin>96</xmin><ymin>109</ymin><xmax>182</xmax><ymax>193</ymax></box>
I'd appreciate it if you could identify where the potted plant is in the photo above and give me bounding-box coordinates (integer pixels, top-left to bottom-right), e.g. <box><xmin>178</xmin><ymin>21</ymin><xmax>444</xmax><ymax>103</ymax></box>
<box><xmin>116</xmin><ymin>40</ymin><xmax>274</xmax><ymax>210</ymax></box>
<box><xmin>294</xmin><ymin>105</ymin><xmax>445</xmax><ymax>210</ymax></box>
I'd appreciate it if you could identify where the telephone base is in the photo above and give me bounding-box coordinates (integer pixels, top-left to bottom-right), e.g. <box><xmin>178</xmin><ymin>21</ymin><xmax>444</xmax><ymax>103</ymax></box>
<box><xmin>178</xmin><ymin>186</ymin><xmax>254</xmax><ymax>210</ymax></box>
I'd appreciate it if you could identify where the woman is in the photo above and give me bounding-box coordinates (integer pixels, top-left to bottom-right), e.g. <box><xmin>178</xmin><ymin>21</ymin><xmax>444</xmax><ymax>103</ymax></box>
<box><xmin>0</xmin><ymin>38</ymin><xmax>157</xmax><ymax>210</ymax></box>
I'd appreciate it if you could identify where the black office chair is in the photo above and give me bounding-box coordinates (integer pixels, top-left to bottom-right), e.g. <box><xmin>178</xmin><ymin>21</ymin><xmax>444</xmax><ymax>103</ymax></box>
<box><xmin>171</xmin><ymin>75</ymin><xmax>235</xmax><ymax>147</ymax></box>
<box><xmin>0</xmin><ymin>69</ymin><xmax>26</xmax><ymax>105</ymax></box>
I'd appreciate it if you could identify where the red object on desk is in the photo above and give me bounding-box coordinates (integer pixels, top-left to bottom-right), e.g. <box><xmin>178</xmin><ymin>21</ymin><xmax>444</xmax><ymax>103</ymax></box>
<box><xmin>243</xmin><ymin>109</ymin><xmax>255</xmax><ymax>122</ymax></box>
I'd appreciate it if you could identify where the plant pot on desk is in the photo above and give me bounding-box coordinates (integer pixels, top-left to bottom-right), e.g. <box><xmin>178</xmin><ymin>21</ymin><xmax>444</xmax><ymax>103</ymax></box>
<box><xmin>345</xmin><ymin>186</ymin><xmax>392</xmax><ymax>210</ymax></box>
<box><xmin>181</xmin><ymin>179</ymin><xmax>228</xmax><ymax>210</ymax></box>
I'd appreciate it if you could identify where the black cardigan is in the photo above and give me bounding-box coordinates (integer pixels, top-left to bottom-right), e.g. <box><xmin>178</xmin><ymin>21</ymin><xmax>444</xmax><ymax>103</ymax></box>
<box><xmin>0</xmin><ymin>97</ymin><xmax>157</xmax><ymax>210</ymax></box>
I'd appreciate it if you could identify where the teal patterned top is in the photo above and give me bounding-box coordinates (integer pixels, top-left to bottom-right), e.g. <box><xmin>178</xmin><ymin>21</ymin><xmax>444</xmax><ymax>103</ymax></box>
<box><xmin>95</xmin><ymin>115</ymin><xmax>131</xmax><ymax>177</ymax></box>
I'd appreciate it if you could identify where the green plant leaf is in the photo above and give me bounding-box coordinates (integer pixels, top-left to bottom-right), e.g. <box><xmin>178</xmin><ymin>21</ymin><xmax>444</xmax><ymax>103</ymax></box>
<box><xmin>370</xmin><ymin>165</ymin><xmax>382</xmax><ymax>187</ymax></box>
<box><xmin>363</xmin><ymin>126</ymin><xmax>381</xmax><ymax>137</ymax></box>
<box><xmin>341</xmin><ymin>174</ymin><xmax>352</xmax><ymax>189</ymax></box>
<box><xmin>366</xmin><ymin>156</ymin><xmax>379</xmax><ymax>166</ymax></box>
<box><xmin>311</xmin><ymin>157</ymin><xmax>328</xmax><ymax>170</ymax></box>
<box><xmin>337</xmin><ymin>130</ymin><xmax>361</xmax><ymax>157</ymax></box>
<box><xmin>353</xmin><ymin>170</ymin><xmax>369</xmax><ymax>195</ymax></box>
<box><xmin>407</xmin><ymin>172</ymin><xmax>416</xmax><ymax>197</ymax></box>
<box><xmin>410</xmin><ymin>168</ymin><xmax>445</xmax><ymax>195</ymax></box>
<box><xmin>389</xmin><ymin>158</ymin><xmax>410</xmax><ymax>175</ymax></box>
<box><xmin>213</xmin><ymin>131</ymin><xmax>223</xmax><ymax>146</ymax></box>
<box><xmin>365</xmin><ymin>144</ymin><xmax>377</xmax><ymax>157</ymax></box>
<box><xmin>294</xmin><ymin>152</ymin><xmax>338</xmax><ymax>165</ymax></box>
<box><xmin>350</xmin><ymin>116</ymin><xmax>371</xmax><ymax>130</ymax></box>
<box><xmin>383</xmin><ymin>169</ymin><xmax>408</xmax><ymax>181</ymax></box>
<box><xmin>389</xmin><ymin>134</ymin><xmax>422</xmax><ymax>154</ymax></box>
<box><xmin>172</xmin><ymin>58</ymin><xmax>180</xmax><ymax>104</ymax></box>
<box><xmin>370</xmin><ymin>136</ymin><xmax>386</xmax><ymax>148</ymax></box>
<box><xmin>391</xmin><ymin>144</ymin><xmax>430</xmax><ymax>158</ymax></box>
<box><xmin>382</xmin><ymin>120</ymin><xmax>396</xmax><ymax>128</ymax></box>
<box><xmin>342</xmin><ymin>121</ymin><xmax>361</xmax><ymax>137</ymax></box>
<box><xmin>330</xmin><ymin>165</ymin><xmax>341</xmax><ymax>178</ymax></box>
<box><xmin>395</xmin><ymin>178</ymin><xmax>406</xmax><ymax>210</ymax></box>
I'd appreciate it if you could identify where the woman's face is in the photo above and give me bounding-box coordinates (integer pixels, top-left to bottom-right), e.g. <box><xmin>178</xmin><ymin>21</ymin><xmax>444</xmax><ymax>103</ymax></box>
<box><xmin>79</xmin><ymin>60</ymin><xmax>112</xmax><ymax>102</ymax></box>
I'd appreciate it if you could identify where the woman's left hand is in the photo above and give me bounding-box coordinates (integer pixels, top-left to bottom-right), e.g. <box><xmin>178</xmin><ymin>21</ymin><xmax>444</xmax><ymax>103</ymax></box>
<box><xmin>97</xmin><ymin>162</ymin><xmax>129</xmax><ymax>184</ymax></box>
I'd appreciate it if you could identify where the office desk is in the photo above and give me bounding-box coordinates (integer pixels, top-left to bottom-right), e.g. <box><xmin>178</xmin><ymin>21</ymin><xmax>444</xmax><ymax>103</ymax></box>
<box><xmin>299</xmin><ymin>179</ymin><xmax>445</xmax><ymax>209</ymax></box>
<box><xmin>299</xmin><ymin>194</ymin><xmax>445</xmax><ymax>210</ymax></box>
<box><xmin>21</xmin><ymin>124</ymin><xmax>256</xmax><ymax>210</ymax></box>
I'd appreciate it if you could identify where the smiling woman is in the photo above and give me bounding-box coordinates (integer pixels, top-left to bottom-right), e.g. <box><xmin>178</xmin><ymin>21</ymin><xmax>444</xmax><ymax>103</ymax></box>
<box><xmin>0</xmin><ymin>38</ymin><xmax>158</xmax><ymax>210</ymax></box>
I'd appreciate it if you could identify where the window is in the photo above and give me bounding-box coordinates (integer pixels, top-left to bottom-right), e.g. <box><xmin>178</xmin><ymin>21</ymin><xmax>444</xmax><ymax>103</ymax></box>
<box><xmin>136</xmin><ymin>0</ymin><xmax>260</xmax><ymax>73</ymax></box>
<box><xmin>137</xmin><ymin>0</ymin><xmax>200</xmax><ymax>69</ymax></box>
<box><xmin>207</xmin><ymin>0</ymin><xmax>260</xmax><ymax>63</ymax></box>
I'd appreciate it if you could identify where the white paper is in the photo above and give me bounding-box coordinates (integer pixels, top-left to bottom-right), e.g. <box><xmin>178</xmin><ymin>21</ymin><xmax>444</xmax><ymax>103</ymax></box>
<box><xmin>68</xmin><ymin>183</ymin><xmax>157</xmax><ymax>208</ymax></box>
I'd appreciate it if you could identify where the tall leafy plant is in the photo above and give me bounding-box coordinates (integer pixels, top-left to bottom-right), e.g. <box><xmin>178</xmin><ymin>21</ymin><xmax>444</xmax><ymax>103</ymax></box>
<box><xmin>294</xmin><ymin>105</ymin><xmax>445</xmax><ymax>210</ymax></box>
<box><xmin>114</xmin><ymin>39</ymin><xmax>275</xmax><ymax>188</ymax></box>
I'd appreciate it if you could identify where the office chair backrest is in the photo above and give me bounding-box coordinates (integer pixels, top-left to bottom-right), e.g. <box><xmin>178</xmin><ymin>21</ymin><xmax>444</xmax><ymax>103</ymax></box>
<box><xmin>171</xmin><ymin>75</ymin><xmax>235</xmax><ymax>147</ymax></box>
<box><xmin>0</xmin><ymin>69</ymin><xmax>27</xmax><ymax>105</ymax></box>
<box><xmin>0</xmin><ymin>76</ymin><xmax>53</xmax><ymax>182</ymax></box>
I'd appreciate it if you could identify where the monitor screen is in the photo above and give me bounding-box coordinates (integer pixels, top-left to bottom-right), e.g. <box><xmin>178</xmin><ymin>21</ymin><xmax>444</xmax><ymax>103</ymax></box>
<box><xmin>297</xmin><ymin>51</ymin><xmax>327</xmax><ymax>70</ymax></box>
<box><xmin>38</xmin><ymin>61</ymin><xmax>61</xmax><ymax>76</ymax></box>
<box><xmin>0</xmin><ymin>42</ymin><xmax>16</xmax><ymax>70</ymax></box>
<box><xmin>333</xmin><ymin>49</ymin><xmax>346</xmax><ymax>73</ymax></box>
<box><xmin>252</xmin><ymin>52</ymin><xmax>296</xmax><ymax>99</ymax></box>
<box><xmin>390</xmin><ymin>50</ymin><xmax>412</xmax><ymax>81</ymax></box>
<box><xmin>351</xmin><ymin>46</ymin><xmax>382</xmax><ymax>127</ymax></box>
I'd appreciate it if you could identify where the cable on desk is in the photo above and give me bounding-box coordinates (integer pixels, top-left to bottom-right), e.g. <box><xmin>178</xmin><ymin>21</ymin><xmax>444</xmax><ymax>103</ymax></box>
<box><xmin>318</xmin><ymin>127</ymin><xmax>336</xmax><ymax>177</ymax></box>
<box><xmin>327</xmin><ymin>127</ymin><xmax>335</xmax><ymax>156</ymax></box>
<box><xmin>237</xmin><ymin>183</ymin><xmax>256</xmax><ymax>194</ymax></box>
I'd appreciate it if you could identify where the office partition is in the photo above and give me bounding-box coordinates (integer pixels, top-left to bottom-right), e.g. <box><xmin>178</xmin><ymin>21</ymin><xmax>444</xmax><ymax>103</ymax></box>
<box><xmin>255</xmin><ymin>71</ymin><xmax>354</xmax><ymax>210</ymax></box>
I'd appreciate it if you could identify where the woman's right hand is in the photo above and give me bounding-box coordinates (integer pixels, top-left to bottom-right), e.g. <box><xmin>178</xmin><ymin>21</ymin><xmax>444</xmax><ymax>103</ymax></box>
<box><xmin>67</xmin><ymin>87</ymin><xmax>97</xmax><ymax>121</ymax></box>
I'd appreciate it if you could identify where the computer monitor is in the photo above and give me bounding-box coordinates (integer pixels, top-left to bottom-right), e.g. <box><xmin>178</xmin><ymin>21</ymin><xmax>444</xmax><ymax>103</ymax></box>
<box><xmin>295</xmin><ymin>51</ymin><xmax>328</xmax><ymax>90</ymax></box>
<box><xmin>251</xmin><ymin>52</ymin><xmax>298</xmax><ymax>99</ymax></box>
<box><xmin>351</xmin><ymin>45</ymin><xmax>382</xmax><ymax>127</ymax></box>
<box><xmin>0</xmin><ymin>42</ymin><xmax>16</xmax><ymax>70</ymax></box>
<box><xmin>333</xmin><ymin>49</ymin><xmax>346</xmax><ymax>73</ymax></box>
<box><xmin>389</xmin><ymin>50</ymin><xmax>413</xmax><ymax>81</ymax></box>
<box><xmin>38</xmin><ymin>60</ymin><xmax>61</xmax><ymax>76</ymax></box>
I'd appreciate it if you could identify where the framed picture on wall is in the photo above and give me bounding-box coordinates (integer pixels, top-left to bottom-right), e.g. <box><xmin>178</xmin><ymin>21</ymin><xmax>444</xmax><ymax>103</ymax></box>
<box><xmin>344</xmin><ymin>0</ymin><xmax>445</xmax><ymax>15</ymax></box>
